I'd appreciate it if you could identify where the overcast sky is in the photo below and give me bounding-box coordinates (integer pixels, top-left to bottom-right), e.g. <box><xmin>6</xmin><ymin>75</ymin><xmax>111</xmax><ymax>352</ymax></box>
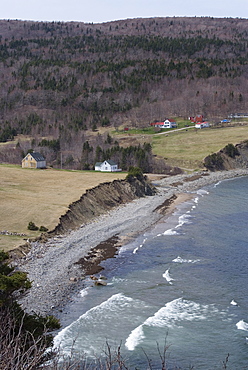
<box><xmin>1</xmin><ymin>0</ymin><xmax>248</xmax><ymax>23</ymax></box>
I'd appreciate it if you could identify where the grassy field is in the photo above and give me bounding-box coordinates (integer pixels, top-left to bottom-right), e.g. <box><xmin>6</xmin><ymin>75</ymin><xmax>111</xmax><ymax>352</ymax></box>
<box><xmin>152</xmin><ymin>125</ymin><xmax>248</xmax><ymax>170</ymax></box>
<box><xmin>1</xmin><ymin>123</ymin><xmax>248</xmax><ymax>251</ymax></box>
<box><xmin>0</xmin><ymin>165</ymin><xmax>126</xmax><ymax>251</ymax></box>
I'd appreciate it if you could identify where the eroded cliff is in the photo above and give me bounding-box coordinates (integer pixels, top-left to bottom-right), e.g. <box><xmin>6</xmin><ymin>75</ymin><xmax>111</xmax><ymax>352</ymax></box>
<box><xmin>204</xmin><ymin>141</ymin><xmax>248</xmax><ymax>171</ymax></box>
<box><xmin>50</xmin><ymin>176</ymin><xmax>156</xmax><ymax>235</ymax></box>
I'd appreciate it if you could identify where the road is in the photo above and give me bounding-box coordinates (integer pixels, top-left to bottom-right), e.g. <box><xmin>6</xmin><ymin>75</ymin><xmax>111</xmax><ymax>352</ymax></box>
<box><xmin>153</xmin><ymin>125</ymin><xmax>195</xmax><ymax>135</ymax></box>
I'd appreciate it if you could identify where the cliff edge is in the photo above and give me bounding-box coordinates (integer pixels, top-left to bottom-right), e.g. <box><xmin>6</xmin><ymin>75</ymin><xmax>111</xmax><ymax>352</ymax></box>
<box><xmin>204</xmin><ymin>141</ymin><xmax>248</xmax><ymax>171</ymax></box>
<box><xmin>49</xmin><ymin>176</ymin><xmax>156</xmax><ymax>235</ymax></box>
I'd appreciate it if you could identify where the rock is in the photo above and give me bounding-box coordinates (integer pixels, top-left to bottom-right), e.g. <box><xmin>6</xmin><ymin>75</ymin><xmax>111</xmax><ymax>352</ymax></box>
<box><xmin>94</xmin><ymin>280</ymin><xmax>107</xmax><ymax>286</ymax></box>
<box><xmin>69</xmin><ymin>277</ymin><xmax>77</xmax><ymax>282</ymax></box>
<box><xmin>90</xmin><ymin>275</ymin><xmax>98</xmax><ymax>280</ymax></box>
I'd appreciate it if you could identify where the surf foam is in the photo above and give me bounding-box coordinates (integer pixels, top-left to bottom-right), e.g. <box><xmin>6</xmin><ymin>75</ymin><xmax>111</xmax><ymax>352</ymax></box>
<box><xmin>236</xmin><ymin>320</ymin><xmax>248</xmax><ymax>331</ymax></box>
<box><xmin>172</xmin><ymin>256</ymin><xmax>200</xmax><ymax>264</ymax></box>
<box><xmin>163</xmin><ymin>268</ymin><xmax>174</xmax><ymax>283</ymax></box>
<box><xmin>125</xmin><ymin>298</ymin><xmax>220</xmax><ymax>351</ymax></box>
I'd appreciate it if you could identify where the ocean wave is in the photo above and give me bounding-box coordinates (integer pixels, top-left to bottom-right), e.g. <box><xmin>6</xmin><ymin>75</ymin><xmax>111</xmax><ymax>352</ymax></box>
<box><xmin>163</xmin><ymin>213</ymin><xmax>192</xmax><ymax>236</ymax></box>
<box><xmin>197</xmin><ymin>189</ymin><xmax>209</xmax><ymax>196</ymax></box>
<box><xmin>80</xmin><ymin>287</ymin><xmax>89</xmax><ymax>298</ymax></box>
<box><xmin>163</xmin><ymin>229</ymin><xmax>179</xmax><ymax>235</ymax></box>
<box><xmin>54</xmin><ymin>293</ymin><xmax>135</xmax><ymax>354</ymax></box>
<box><xmin>236</xmin><ymin>320</ymin><xmax>248</xmax><ymax>331</ymax></box>
<box><xmin>125</xmin><ymin>325</ymin><xmax>145</xmax><ymax>351</ymax></box>
<box><xmin>162</xmin><ymin>268</ymin><xmax>174</xmax><ymax>283</ymax></box>
<box><xmin>172</xmin><ymin>256</ymin><xmax>200</xmax><ymax>264</ymax></box>
<box><xmin>133</xmin><ymin>239</ymin><xmax>147</xmax><ymax>253</ymax></box>
<box><xmin>125</xmin><ymin>298</ymin><xmax>221</xmax><ymax>351</ymax></box>
<box><xmin>214</xmin><ymin>181</ymin><xmax>222</xmax><ymax>188</ymax></box>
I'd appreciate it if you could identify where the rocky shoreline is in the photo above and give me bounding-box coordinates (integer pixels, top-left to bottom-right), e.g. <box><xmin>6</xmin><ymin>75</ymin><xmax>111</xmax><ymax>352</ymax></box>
<box><xmin>17</xmin><ymin>169</ymin><xmax>248</xmax><ymax>317</ymax></box>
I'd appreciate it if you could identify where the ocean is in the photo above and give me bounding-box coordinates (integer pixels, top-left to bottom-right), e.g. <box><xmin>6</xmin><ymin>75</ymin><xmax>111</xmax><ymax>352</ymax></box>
<box><xmin>53</xmin><ymin>176</ymin><xmax>248</xmax><ymax>369</ymax></box>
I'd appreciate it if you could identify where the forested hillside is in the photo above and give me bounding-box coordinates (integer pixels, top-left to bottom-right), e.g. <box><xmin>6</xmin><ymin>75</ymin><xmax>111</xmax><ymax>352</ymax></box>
<box><xmin>0</xmin><ymin>17</ymin><xmax>247</xmax><ymax>170</ymax></box>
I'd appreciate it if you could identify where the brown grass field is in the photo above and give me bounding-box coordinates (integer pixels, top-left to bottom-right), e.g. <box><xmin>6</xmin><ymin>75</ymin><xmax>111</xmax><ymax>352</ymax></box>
<box><xmin>0</xmin><ymin>166</ymin><xmax>126</xmax><ymax>251</ymax></box>
<box><xmin>1</xmin><ymin>124</ymin><xmax>248</xmax><ymax>252</ymax></box>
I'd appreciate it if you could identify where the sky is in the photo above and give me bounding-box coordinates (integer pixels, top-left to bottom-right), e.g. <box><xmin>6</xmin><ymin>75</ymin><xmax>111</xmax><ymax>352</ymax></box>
<box><xmin>1</xmin><ymin>0</ymin><xmax>248</xmax><ymax>23</ymax></box>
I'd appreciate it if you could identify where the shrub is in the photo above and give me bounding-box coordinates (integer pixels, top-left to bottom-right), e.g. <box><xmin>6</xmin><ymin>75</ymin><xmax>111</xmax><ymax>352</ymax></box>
<box><xmin>0</xmin><ymin>249</ymin><xmax>61</xmax><ymax>369</ymax></box>
<box><xmin>126</xmin><ymin>166</ymin><xmax>144</xmax><ymax>181</ymax></box>
<box><xmin>223</xmin><ymin>143</ymin><xmax>239</xmax><ymax>158</ymax></box>
<box><xmin>204</xmin><ymin>153</ymin><xmax>224</xmax><ymax>171</ymax></box>
<box><xmin>39</xmin><ymin>225</ymin><xmax>48</xmax><ymax>232</ymax></box>
<box><xmin>28</xmin><ymin>221</ymin><xmax>39</xmax><ymax>231</ymax></box>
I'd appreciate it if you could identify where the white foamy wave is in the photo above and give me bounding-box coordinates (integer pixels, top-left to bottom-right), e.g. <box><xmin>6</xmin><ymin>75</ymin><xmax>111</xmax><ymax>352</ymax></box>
<box><xmin>163</xmin><ymin>269</ymin><xmax>174</xmax><ymax>283</ymax></box>
<box><xmin>125</xmin><ymin>298</ymin><xmax>221</xmax><ymax>351</ymax></box>
<box><xmin>53</xmin><ymin>293</ymin><xmax>134</xmax><ymax>353</ymax></box>
<box><xmin>197</xmin><ymin>189</ymin><xmax>209</xmax><ymax>196</ymax></box>
<box><xmin>194</xmin><ymin>196</ymin><xmax>199</xmax><ymax>204</ymax></box>
<box><xmin>172</xmin><ymin>256</ymin><xmax>200</xmax><ymax>264</ymax></box>
<box><xmin>230</xmin><ymin>299</ymin><xmax>238</xmax><ymax>306</ymax></box>
<box><xmin>145</xmin><ymin>298</ymin><xmax>209</xmax><ymax>328</ymax></box>
<box><xmin>163</xmin><ymin>211</ymin><xmax>192</xmax><ymax>236</ymax></box>
<box><xmin>214</xmin><ymin>181</ymin><xmax>222</xmax><ymax>188</ymax></box>
<box><xmin>175</xmin><ymin>214</ymin><xmax>192</xmax><ymax>228</ymax></box>
<box><xmin>125</xmin><ymin>325</ymin><xmax>145</xmax><ymax>351</ymax></box>
<box><xmin>80</xmin><ymin>288</ymin><xmax>89</xmax><ymax>298</ymax></box>
<box><xmin>163</xmin><ymin>229</ymin><xmax>179</xmax><ymax>236</ymax></box>
<box><xmin>132</xmin><ymin>238</ymin><xmax>147</xmax><ymax>253</ymax></box>
<box><xmin>236</xmin><ymin>320</ymin><xmax>248</xmax><ymax>331</ymax></box>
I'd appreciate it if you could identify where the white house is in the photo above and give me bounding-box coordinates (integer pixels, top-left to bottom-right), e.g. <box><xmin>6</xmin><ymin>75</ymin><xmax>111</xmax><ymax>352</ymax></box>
<box><xmin>95</xmin><ymin>160</ymin><xmax>120</xmax><ymax>172</ymax></box>
<box><xmin>22</xmin><ymin>152</ymin><xmax>46</xmax><ymax>169</ymax></box>
<box><xmin>195</xmin><ymin>122</ymin><xmax>210</xmax><ymax>129</ymax></box>
<box><xmin>163</xmin><ymin>119</ymin><xmax>177</xmax><ymax>128</ymax></box>
<box><xmin>151</xmin><ymin>119</ymin><xmax>177</xmax><ymax>129</ymax></box>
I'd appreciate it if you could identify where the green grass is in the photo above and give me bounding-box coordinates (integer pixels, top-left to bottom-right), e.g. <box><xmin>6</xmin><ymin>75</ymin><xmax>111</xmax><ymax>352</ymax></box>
<box><xmin>114</xmin><ymin>127</ymin><xmax>158</xmax><ymax>135</ymax></box>
<box><xmin>152</xmin><ymin>125</ymin><xmax>248</xmax><ymax>170</ymax></box>
<box><xmin>113</xmin><ymin>119</ymin><xmax>194</xmax><ymax>136</ymax></box>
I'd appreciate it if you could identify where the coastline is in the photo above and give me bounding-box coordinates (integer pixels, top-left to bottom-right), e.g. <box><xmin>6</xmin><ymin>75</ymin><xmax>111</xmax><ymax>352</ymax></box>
<box><xmin>17</xmin><ymin>168</ymin><xmax>248</xmax><ymax>316</ymax></box>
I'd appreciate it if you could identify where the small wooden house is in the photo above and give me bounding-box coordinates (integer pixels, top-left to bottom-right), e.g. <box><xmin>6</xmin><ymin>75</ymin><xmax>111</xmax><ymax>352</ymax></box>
<box><xmin>95</xmin><ymin>160</ymin><xmax>120</xmax><ymax>172</ymax></box>
<box><xmin>22</xmin><ymin>152</ymin><xmax>46</xmax><ymax>169</ymax></box>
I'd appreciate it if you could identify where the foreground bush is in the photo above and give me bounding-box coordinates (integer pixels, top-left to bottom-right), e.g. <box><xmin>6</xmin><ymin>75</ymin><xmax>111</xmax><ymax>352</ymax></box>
<box><xmin>0</xmin><ymin>250</ymin><xmax>60</xmax><ymax>369</ymax></box>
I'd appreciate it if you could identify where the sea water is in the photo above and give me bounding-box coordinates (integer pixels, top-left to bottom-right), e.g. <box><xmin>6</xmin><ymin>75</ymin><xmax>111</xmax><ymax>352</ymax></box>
<box><xmin>54</xmin><ymin>176</ymin><xmax>248</xmax><ymax>369</ymax></box>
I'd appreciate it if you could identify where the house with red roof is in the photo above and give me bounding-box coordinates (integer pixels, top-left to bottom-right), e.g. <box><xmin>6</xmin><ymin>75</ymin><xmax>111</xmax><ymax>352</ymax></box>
<box><xmin>195</xmin><ymin>121</ymin><xmax>210</xmax><ymax>129</ymax></box>
<box><xmin>151</xmin><ymin>119</ymin><xmax>177</xmax><ymax>129</ymax></box>
<box><xmin>189</xmin><ymin>115</ymin><xmax>204</xmax><ymax>123</ymax></box>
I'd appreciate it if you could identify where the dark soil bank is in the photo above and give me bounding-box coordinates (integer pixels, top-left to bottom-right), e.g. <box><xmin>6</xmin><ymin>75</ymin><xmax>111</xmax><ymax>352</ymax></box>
<box><xmin>50</xmin><ymin>177</ymin><xmax>156</xmax><ymax>235</ymax></box>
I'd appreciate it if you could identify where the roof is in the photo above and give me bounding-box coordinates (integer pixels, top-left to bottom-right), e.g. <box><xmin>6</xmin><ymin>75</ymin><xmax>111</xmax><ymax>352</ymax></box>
<box><xmin>95</xmin><ymin>160</ymin><xmax>117</xmax><ymax>166</ymax></box>
<box><xmin>150</xmin><ymin>122</ymin><xmax>164</xmax><ymax>126</ymax></box>
<box><xmin>29</xmin><ymin>152</ymin><xmax>45</xmax><ymax>162</ymax></box>
<box><xmin>165</xmin><ymin>119</ymin><xmax>176</xmax><ymax>122</ymax></box>
<box><xmin>104</xmin><ymin>160</ymin><xmax>117</xmax><ymax>166</ymax></box>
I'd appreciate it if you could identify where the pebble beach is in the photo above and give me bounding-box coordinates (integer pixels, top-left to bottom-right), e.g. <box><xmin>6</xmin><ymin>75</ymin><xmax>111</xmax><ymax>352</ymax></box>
<box><xmin>17</xmin><ymin>169</ymin><xmax>248</xmax><ymax>316</ymax></box>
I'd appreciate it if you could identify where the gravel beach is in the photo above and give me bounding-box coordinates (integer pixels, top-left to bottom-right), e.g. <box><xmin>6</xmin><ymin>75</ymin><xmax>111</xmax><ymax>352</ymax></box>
<box><xmin>17</xmin><ymin>169</ymin><xmax>248</xmax><ymax>316</ymax></box>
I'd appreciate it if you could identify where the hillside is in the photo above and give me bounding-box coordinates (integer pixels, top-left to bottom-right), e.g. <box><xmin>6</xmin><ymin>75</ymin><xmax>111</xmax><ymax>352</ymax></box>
<box><xmin>0</xmin><ymin>17</ymin><xmax>248</xmax><ymax>170</ymax></box>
